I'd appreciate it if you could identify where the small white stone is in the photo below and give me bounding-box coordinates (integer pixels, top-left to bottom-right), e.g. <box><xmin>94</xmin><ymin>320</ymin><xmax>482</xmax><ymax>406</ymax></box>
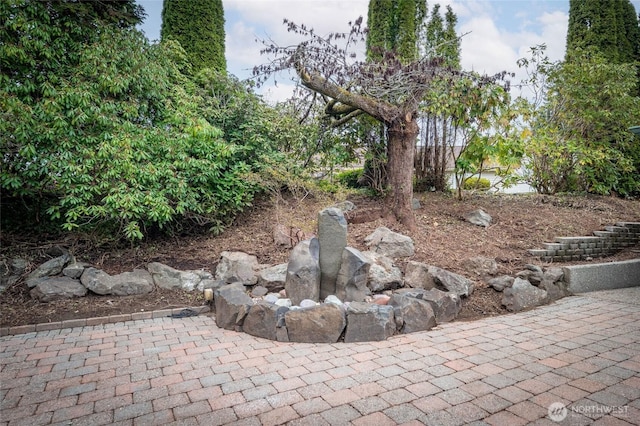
<box><xmin>275</xmin><ymin>298</ymin><xmax>292</xmax><ymax>307</ymax></box>
<box><xmin>324</xmin><ymin>295</ymin><xmax>343</xmax><ymax>306</ymax></box>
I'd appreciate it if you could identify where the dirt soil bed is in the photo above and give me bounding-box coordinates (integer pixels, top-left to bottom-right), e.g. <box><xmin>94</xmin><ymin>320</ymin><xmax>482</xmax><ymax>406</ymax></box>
<box><xmin>2</xmin><ymin>192</ymin><xmax>639</xmax><ymax>328</ymax></box>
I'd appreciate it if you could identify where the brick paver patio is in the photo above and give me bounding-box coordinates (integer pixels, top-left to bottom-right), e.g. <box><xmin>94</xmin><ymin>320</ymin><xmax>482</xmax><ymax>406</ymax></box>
<box><xmin>1</xmin><ymin>288</ymin><xmax>639</xmax><ymax>425</ymax></box>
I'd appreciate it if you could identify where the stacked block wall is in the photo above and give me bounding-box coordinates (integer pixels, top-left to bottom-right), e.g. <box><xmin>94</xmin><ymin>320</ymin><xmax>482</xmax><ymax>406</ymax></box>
<box><xmin>528</xmin><ymin>222</ymin><xmax>640</xmax><ymax>262</ymax></box>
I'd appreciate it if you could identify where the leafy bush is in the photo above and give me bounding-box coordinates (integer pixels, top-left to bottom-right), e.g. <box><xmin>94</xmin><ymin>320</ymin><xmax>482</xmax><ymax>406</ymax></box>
<box><xmin>335</xmin><ymin>168</ymin><xmax>364</xmax><ymax>188</ymax></box>
<box><xmin>462</xmin><ymin>177</ymin><xmax>491</xmax><ymax>191</ymax></box>
<box><xmin>0</xmin><ymin>5</ymin><xmax>268</xmax><ymax>241</ymax></box>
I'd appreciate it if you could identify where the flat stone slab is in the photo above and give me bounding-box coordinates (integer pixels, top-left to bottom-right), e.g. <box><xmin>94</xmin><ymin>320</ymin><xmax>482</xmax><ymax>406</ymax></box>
<box><xmin>563</xmin><ymin>259</ymin><xmax>640</xmax><ymax>293</ymax></box>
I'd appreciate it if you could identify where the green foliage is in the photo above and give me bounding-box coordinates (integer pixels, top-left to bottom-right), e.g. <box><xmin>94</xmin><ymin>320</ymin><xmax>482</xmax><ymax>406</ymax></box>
<box><xmin>462</xmin><ymin>177</ymin><xmax>491</xmax><ymax>191</ymax></box>
<box><xmin>366</xmin><ymin>0</ymin><xmax>421</xmax><ymax>63</ymax></box>
<box><xmin>161</xmin><ymin>0</ymin><xmax>226</xmax><ymax>73</ymax></box>
<box><xmin>567</xmin><ymin>0</ymin><xmax>639</xmax><ymax>64</ymax></box>
<box><xmin>1</xmin><ymin>2</ymin><xmax>294</xmax><ymax>241</ymax></box>
<box><xmin>335</xmin><ymin>168</ymin><xmax>364</xmax><ymax>188</ymax></box>
<box><xmin>517</xmin><ymin>45</ymin><xmax>640</xmax><ymax>196</ymax></box>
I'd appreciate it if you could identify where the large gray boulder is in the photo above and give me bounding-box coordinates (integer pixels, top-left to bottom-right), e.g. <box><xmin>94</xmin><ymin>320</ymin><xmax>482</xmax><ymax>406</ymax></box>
<box><xmin>285</xmin><ymin>303</ymin><xmax>346</xmax><ymax>343</ymax></box>
<box><xmin>502</xmin><ymin>278</ymin><xmax>547</xmax><ymax>312</ymax></box>
<box><xmin>215</xmin><ymin>251</ymin><xmax>259</xmax><ymax>285</ymax></box>
<box><xmin>364</xmin><ymin>227</ymin><xmax>415</xmax><ymax>258</ymax></box>
<box><xmin>110</xmin><ymin>269</ymin><xmax>154</xmax><ymax>296</ymax></box>
<box><xmin>428</xmin><ymin>265</ymin><xmax>474</xmax><ymax>297</ymax></box>
<box><xmin>285</xmin><ymin>238</ymin><xmax>321</xmax><ymax>305</ymax></box>
<box><xmin>344</xmin><ymin>302</ymin><xmax>396</xmax><ymax>343</ymax></box>
<box><xmin>335</xmin><ymin>247</ymin><xmax>371</xmax><ymax>302</ymax></box>
<box><xmin>318</xmin><ymin>208</ymin><xmax>348</xmax><ymax>299</ymax></box>
<box><xmin>388</xmin><ymin>293</ymin><xmax>437</xmax><ymax>334</ymax></box>
<box><xmin>26</xmin><ymin>252</ymin><xmax>71</xmax><ymax>288</ymax></box>
<box><xmin>421</xmin><ymin>288</ymin><xmax>462</xmax><ymax>323</ymax></box>
<box><xmin>257</xmin><ymin>263</ymin><xmax>287</xmax><ymax>292</ymax></box>
<box><xmin>403</xmin><ymin>261</ymin><xmax>436</xmax><ymax>289</ymax></box>
<box><xmin>214</xmin><ymin>284</ymin><xmax>253</xmax><ymax>330</ymax></box>
<box><xmin>148</xmin><ymin>262</ymin><xmax>213</xmax><ymax>291</ymax></box>
<box><xmin>363</xmin><ymin>251</ymin><xmax>403</xmax><ymax>292</ymax></box>
<box><xmin>80</xmin><ymin>267</ymin><xmax>153</xmax><ymax>296</ymax></box>
<box><xmin>243</xmin><ymin>302</ymin><xmax>280</xmax><ymax>341</ymax></box>
<box><xmin>29</xmin><ymin>276</ymin><xmax>88</xmax><ymax>302</ymax></box>
<box><xmin>80</xmin><ymin>268</ymin><xmax>114</xmax><ymax>295</ymax></box>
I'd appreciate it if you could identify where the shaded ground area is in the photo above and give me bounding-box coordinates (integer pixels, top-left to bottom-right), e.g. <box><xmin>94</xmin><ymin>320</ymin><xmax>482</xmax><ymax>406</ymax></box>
<box><xmin>1</xmin><ymin>192</ymin><xmax>639</xmax><ymax>327</ymax></box>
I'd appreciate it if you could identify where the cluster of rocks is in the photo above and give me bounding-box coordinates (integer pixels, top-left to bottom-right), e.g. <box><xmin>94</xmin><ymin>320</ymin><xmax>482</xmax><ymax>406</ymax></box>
<box><xmin>212</xmin><ymin>206</ymin><xmax>475</xmax><ymax>343</ymax></box>
<box><xmin>18</xmin><ymin>246</ymin><xmax>221</xmax><ymax>303</ymax></box>
<box><xmin>488</xmin><ymin>265</ymin><xmax>571</xmax><ymax>312</ymax></box>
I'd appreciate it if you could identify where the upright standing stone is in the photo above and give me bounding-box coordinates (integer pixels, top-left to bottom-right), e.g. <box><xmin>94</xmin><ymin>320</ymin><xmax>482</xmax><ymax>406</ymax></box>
<box><xmin>335</xmin><ymin>247</ymin><xmax>371</xmax><ymax>302</ymax></box>
<box><xmin>318</xmin><ymin>208</ymin><xmax>348</xmax><ymax>299</ymax></box>
<box><xmin>285</xmin><ymin>238</ymin><xmax>321</xmax><ymax>305</ymax></box>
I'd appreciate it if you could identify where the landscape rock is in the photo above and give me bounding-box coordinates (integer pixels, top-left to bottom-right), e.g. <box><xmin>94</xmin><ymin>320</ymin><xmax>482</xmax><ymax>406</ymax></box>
<box><xmin>543</xmin><ymin>267</ymin><xmax>564</xmax><ymax>283</ymax></box>
<box><xmin>257</xmin><ymin>263</ymin><xmax>287</xmax><ymax>292</ymax></box>
<box><xmin>502</xmin><ymin>278</ymin><xmax>548</xmax><ymax>312</ymax></box>
<box><xmin>465</xmin><ymin>209</ymin><xmax>492</xmax><ymax>228</ymax></box>
<box><xmin>412</xmin><ymin>198</ymin><xmax>421</xmax><ymax>210</ymax></box>
<box><xmin>285</xmin><ymin>303</ymin><xmax>346</xmax><ymax>343</ymax></box>
<box><xmin>215</xmin><ymin>251</ymin><xmax>259</xmax><ymax>285</ymax></box>
<box><xmin>29</xmin><ymin>276</ymin><xmax>88</xmax><ymax>302</ymax></box>
<box><xmin>388</xmin><ymin>293</ymin><xmax>437</xmax><ymax>333</ymax></box>
<box><xmin>264</xmin><ymin>293</ymin><xmax>280</xmax><ymax>304</ymax></box>
<box><xmin>516</xmin><ymin>269</ymin><xmax>544</xmax><ymax>286</ymax></box>
<box><xmin>299</xmin><ymin>299</ymin><xmax>317</xmax><ymax>308</ymax></box>
<box><xmin>333</xmin><ymin>200</ymin><xmax>356</xmax><ymax>213</ymax></box>
<box><xmin>214</xmin><ymin>284</ymin><xmax>254</xmax><ymax>330</ymax></box>
<box><xmin>362</xmin><ymin>251</ymin><xmax>403</xmax><ymax>292</ymax></box>
<box><xmin>403</xmin><ymin>261</ymin><xmax>436</xmax><ymax>289</ymax></box>
<box><xmin>62</xmin><ymin>260</ymin><xmax>86</xmax><ymax>279</ymax></box>
<box><xmin>26</xmin><ymin>252</ymin><xmax>71</xmax><ymax>287</ymax></box>
<box><xmin>428</xmin><ymin>265</ymin><xmax>474</xmax><ymax>297</ymax></box>
<box><xmin>462</xmin><ymin>257</ymin><xmax>499</xmax><ymax>280</ymax></box>
<box><xmin>488</xmin><ymin>275</ymin><xmax>515</xmax><ymax>292</ymax></box>
<box><xmin>539</xmin><ymin>279</ymin><xmax>571</xmax><ymax>301</ymax></box>
<box><xmin>344</xmin><ymin>302</ymin><xmax>396</xmax><ymax>342</ymax></box>
<box><xmin>243</xmin><ymin>302</ymin><xmax>280</xmax><ymax>340</ymax></box>
<box><xmin>421</xmin><ymin>288</ymin><xmax>462</xmax><ymax>323</ymax></box>
<box><xmin>364</xmin><ymin>227</ymin><xmax>415</xmax><ymax>258</ymax></box>
<box><xmin>110</xmin><ymin>269</ymin><xmax>154</xmax><ymax>296</ymax></box>
<box><xmin>273</xmin><ymin>224</ymin><xmax>293</xmax><ymax>248</ymax></box>
<box><xmin>1</xmin><ymin>258</ymin><xmax>27</xmax><ymax>293</ymax></box>
<box><xmin>250</xmin><ymin>286</ymin><xmax>269</xmax><ymax>297</ymax></box>
<box><xmin>80</xmin><ymin>268</ymin><xmax>114</xmax><ymax>295</ymax></box>
<box><xmin>285</xmin><ymin>238</ymin><xmax>321</xmax><ymax>305</ymax></box>
<box><xmin>148</xmin><ymin>262</ymin><xmax>212</xmax><ymax>291</ymax></box>
<box><xmin>318</xmin><ymin>208</ymin><xmax>348</xmax><ymax>299</ymax></box>
<box><xmin>335</xmin><ymin>247</ymin><xmax>371</xmax><ymax>302</ymax></box>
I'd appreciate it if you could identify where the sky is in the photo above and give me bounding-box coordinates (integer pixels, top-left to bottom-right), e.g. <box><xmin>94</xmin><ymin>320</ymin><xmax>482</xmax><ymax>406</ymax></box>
<box><xmin>136</xmin><ymin>0</ymin><xmax>640</xmax><ymax>102</ymax></box>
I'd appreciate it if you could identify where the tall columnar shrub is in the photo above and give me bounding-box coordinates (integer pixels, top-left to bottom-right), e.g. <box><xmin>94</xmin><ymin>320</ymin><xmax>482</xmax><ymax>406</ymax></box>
<box><xmin>161</xmin><ymin>0</ymin><xmax>227</xmax><ymax>73</ymax></box>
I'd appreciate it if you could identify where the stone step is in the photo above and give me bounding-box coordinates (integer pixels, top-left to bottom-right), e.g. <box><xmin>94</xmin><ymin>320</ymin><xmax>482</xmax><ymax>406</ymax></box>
<box><xmin>605</xmin><ymin>226</ymin><xmax>629</xmax><ymax>233</ymax></box>
<box><xmin>555</xmin><ymin>236</ymin><xmax>602</xmax><ymax>244</ymax></box>
<box><xmin>593</xmin><ymin>231</ymin><xmax>614</xmax><ymax>238</ymax></box>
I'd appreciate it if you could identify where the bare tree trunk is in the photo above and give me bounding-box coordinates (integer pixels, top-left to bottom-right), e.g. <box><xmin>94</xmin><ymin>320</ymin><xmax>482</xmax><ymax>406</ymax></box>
<box><xmin>386</xmin><ymin>117</ymin><xmax>418</xmax><ymax>231</ymax></box>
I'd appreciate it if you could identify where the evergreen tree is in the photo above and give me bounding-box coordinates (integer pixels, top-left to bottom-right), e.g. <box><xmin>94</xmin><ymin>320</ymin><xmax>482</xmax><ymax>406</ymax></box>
<box><xmin>161</xmin><ymin>0</ymin><xmax>226</xmax><ymax>73</ymax></box>
<box><xmin>566</xmin><ymin>0</ymin><xmax>639</xmax><ymax>65</ymax></box>
<box><xmin>366</xmin><ymin>0</ymin><xmax>423</xmax><ymax>63</ymax></box>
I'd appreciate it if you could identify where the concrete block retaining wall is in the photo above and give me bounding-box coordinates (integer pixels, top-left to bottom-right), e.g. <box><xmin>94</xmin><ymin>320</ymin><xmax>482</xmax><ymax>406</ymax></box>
<box><xmin>528</xmin><ymin>222</ymin><xmax>640</xmax><ymax>262</ymax></box>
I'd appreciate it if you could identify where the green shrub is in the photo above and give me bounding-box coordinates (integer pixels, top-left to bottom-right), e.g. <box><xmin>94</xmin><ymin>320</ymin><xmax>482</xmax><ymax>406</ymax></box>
<box><xmin>462</xmin><ymin>177</ymin><xmax>491</xmax><ymax>191</ymax></box>
<box><xmin>335</xmin><ymin>168</ymin><xmax>364</xmax><ymax>188</ymax></box>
